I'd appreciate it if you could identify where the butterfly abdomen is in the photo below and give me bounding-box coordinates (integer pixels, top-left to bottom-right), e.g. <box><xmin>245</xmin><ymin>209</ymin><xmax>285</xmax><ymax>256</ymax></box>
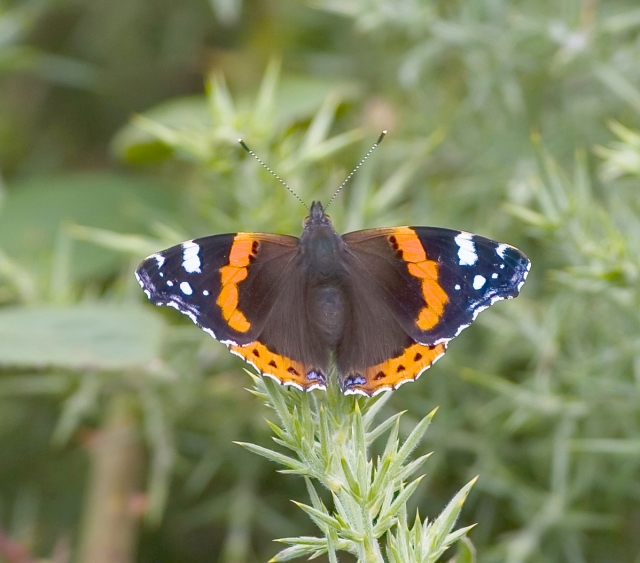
<box><xmin>308</xmin><ymin>284</ymin><xmax>346</xmax><ymax>349</ymax></box>
<box><xmin>296</xmin><ymin>216</ymin><xmax>352</xmax><ymax>350</ymax></box>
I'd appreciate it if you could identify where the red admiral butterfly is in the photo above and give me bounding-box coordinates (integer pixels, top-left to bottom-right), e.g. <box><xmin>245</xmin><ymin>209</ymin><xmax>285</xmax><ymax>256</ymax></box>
<box><xmin>136</xmin><ymin>134</ymin><xmax>530</xmax><ymax>396</ymax></box>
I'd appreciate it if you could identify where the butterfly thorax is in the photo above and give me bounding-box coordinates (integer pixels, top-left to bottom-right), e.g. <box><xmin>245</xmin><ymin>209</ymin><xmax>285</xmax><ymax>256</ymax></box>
<box><xmin>299</xmin><ymin>201</ymin><xmax>346</xmax><ymax>278</ymax></box>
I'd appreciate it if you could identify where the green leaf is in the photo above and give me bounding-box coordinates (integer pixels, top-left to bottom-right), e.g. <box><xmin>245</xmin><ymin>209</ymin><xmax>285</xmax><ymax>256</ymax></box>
<box><xmin>361</xmin><ymin>391</ymin><xmax>393</xmax><ymax>429</ymax></box>
<box><xmin>300</xmin><ymin>92</ymin><xmax>342</xmax><ymax>153</ymax></box>
<box><xmin>374</xmin><ymin>476</ymin><xmax>424</xmax><ymax>536</ymax></box>
<box><xmin>0</xmin><ymin>304</ymin><xmax>163</xmax><ymax>370</ymax></box>
<box><xmin>293</xmin><ymin>501</ymin><xmax>341</xmax><ymax>532</ymax></box>
<box><xmin>0</xmin><ymin>173</ymin><xmax>174</xmax><ymax>281</ymax></box>
<box><xmin>366</xmin><ymin>411</ymin><xmax>404</xmax><ymax>446</ymax></box>
<box><xmin>111</xmin><ymin>96</ymin><xmax>210</xmax><ymax>164</ymax></box>
<box><xmin>396</xmin><ymin>408</ymin><xmax>437</xmax><ymax>464</ymax></box>
<box><xmin>428</xmin><ymin>477</ymin><xmax>478</xmax><ymax>550</ymax></box>
<box><xmin>445</xmin><ymin>528</ymin><xmax>477</xmax><ymax>558</ymax></box>
<box><xmin>253</xmin><ymin>57</ymin><xmax>281</xmax><ymax>128</ymax></box>
<box><xmin>369</xmin><ymin>451</ymin><xmax>395</xmax><ymax>502</ymax></box>
<box><xmin>340</xmin><ymin>455</ymin><xmax>362</xmax><ymax>500</ymax></box>
<box><xmin>235</xmin><ymin>442</ymin><xmax>308</xmax><ymax>473</ymax></box>
<box><xmin>399</xmin><ymin>453</ymin><xmax>433</xmax><ymax>481</ymax></box>
<box><xmin>269</xmin><ymin>543</ymin><xmax>322</xmax><ymax>562</ymax></box>
<box><xmin>304</xmin><ymin>478</ymin><xmax>324</xmax><ymax>512</ymax></box>
<box><xmin>207</xmin><ymin>73</ymin><xmax>236</xmax><ymax>130</ymax></box>
<box><xmin>275</xmin><ymin>536</ymin><xmax>327</xmax><ymax>547</ymax></box>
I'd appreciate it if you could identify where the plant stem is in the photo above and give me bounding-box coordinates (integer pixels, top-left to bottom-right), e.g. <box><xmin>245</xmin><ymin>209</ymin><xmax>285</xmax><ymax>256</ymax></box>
<box><xmin>77</xmin><ymin>393</ymin><xmax>144</xmax><ymax>563</ymax></box>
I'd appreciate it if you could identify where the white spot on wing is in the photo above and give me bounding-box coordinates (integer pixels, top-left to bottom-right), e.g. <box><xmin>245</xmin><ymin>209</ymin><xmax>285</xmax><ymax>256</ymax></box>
<box><xmin>496</xmin><ymin>243</ymin><xmax>509</xmax><ymax>259</ymax></box>
<box><xmin>167</xmin><ymin>280</ymin><xmax>174</xmax><ymax>287</ymax></box>
<box><xmin>180</xmin><ymin>281</ymin><xmax>193</xmax><ymax>295</ymax></box>
<box><xmin>473</xmin><ymin>275</ymin><xmax>486</xmax><ymax>290</ymax></box>
<box><xmin>203</xmin><ymin>290</ymin><xmax>210</xmax><ymax>296</ymax></box>
<box><xmin>152</xmin><ymin>254</ymin><xmax>165</xmax><ymax>268</ymax></box>
<box><xmin>454</xmin><ymin>232</ymin><xmax>478</xmax><ymax>266</ymax></box>
<box><xmin>491</xmin><ymin>273</ymin><xmax>498</xmax><ymax>279</ymax></box>
<box><xmin>517</xmin><ymin>261</ymin><xmax>531</xmax><ymax>291</ymax></box>
<box><xmin>182</xmin><ymin>240</ymin><xmax>201</xmax><ymax>273</ymax></box>
<box><xmin>454</xmin><ymin>284</ymin><xmax>461</xmax><ymax>290</ymax></box>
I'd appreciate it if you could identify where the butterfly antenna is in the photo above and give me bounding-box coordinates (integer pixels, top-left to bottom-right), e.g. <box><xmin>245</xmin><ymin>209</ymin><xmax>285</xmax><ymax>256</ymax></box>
<box><xmin>238</xmin><ymin>139</ymin><xmax>308</xmax><ymax>210</ymax></box>
<box><xmin>325</xmin><ymin>130</ymin><xmax>387</xmax><ymax>209</ymax></box>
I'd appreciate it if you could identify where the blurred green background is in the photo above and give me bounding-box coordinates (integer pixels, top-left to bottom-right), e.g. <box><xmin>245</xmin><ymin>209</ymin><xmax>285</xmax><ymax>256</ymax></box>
<box><xmin>1</xmin><ymin>0</ymin><xmax>640</xmax><ymax>561</ymax></box>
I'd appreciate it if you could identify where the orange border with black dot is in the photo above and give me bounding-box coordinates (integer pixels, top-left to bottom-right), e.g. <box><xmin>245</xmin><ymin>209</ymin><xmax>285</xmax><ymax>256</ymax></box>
<box><xmin>346</xmin><ymin>342</ymin><xmax>447</xmax><ymax>395</ymax></box>
<box><xmin>228</xmin><ymin>341</ymin><xmax>325</xmax><ymax>391</ymax></box>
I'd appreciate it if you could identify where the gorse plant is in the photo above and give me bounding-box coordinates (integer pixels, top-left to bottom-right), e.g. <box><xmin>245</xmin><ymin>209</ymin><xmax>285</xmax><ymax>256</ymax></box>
<box><xmin>240</xmin><ymin>372</ymin><xmax>476</xmax><ymax>563</ymax></box>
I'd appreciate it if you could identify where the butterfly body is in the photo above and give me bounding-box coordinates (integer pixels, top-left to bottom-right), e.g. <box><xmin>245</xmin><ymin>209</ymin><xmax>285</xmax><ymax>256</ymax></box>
<box><xmin>136</xmin><ymin>201</ymin><xmax>530</xmax><ymax>395</ymax></box>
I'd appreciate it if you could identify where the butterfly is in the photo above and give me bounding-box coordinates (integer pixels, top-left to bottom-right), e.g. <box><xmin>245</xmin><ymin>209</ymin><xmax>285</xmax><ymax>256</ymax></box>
<box><xmin>136</xmin><ymin>135</ymin><xmax>530</xmax><ymax>396</ymax></box>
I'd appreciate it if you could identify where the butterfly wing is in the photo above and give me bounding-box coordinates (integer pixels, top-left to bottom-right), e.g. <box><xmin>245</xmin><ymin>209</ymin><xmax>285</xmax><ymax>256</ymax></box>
<box><xmin>136</xmin><ymin>225</ymin><xmax>530</xmax><ymax>396</ymax></box>
<box><xmin>340</xmin><ymin>226</ymin><xmax>530</xmax><ymax>395</ymax></box>
<box><xmin>136</xmin><ymin>233</ymin><xmax>328</xmax><ymax>390</ymax></box>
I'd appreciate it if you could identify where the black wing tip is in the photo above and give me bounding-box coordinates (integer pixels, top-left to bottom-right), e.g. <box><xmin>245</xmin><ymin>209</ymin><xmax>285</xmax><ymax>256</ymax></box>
<box><xmin>134</xmin><ymin>263</ymin><xmax>149</xmax><ymax>289</ymax></box>
<box><xmin>134</xmin><ymin>258</ymin><xmax>163</xmax><ymax>303</ymax></box>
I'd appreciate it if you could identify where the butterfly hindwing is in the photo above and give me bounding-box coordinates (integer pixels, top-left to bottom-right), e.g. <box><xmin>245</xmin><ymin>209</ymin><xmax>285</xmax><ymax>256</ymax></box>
<box><xmin>340</xmin><ymin>339</ymin><xmax>448</xmax><ymax>396</ymax></box>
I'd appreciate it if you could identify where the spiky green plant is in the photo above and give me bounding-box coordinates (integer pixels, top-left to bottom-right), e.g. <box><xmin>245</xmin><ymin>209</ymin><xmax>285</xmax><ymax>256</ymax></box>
<box><xmin>239</xmin><ymin>372</ymin><xmax>476</xmax><ymax>563</ymax></box>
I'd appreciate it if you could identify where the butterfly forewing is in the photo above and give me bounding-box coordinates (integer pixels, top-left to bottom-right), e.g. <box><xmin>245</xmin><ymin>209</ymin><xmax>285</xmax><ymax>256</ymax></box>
<box><xmin>342</xmin><ymin>226</ymin><xmax>531</xmax><ymax>346</ymax></box>
<box><xmin>135</xmin><ymin>232</ymin><xmax>299</xmax><ymax>346</ymax></box>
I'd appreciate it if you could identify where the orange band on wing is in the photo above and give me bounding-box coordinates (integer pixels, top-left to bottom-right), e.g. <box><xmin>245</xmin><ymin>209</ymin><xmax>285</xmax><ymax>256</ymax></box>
<box><xmin>228</xmin><ymin>341</ymin><xmax>326</xmax><ymax>391</ymax></box>
<box><xmin>344</xmin><ymin>342</ymin><xmax>447</xmax><ymax>396</ymax></box>
<box><xmin>216</xmin><ymin>234</ymin><xmax>257</xmax><ymax>332</ymax></box>
<box><xmin>389</xmin><ymin>228</ymin><xmax>449</xmax><ymax>331</ymax></box>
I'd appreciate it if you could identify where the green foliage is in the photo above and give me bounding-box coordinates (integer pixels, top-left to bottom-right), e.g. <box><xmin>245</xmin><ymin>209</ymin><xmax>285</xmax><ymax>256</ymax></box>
<box><xmin>0</xmin><ymin>174</ymin><xmax>174</xmax><ymax>291</ymax></box>
<box><xmin>240</xmin><ymin>374</ymin><xmax>475</xmax><ymax>562</ymax></box>
<box><xmin>0</xmin><ymin>0</ymin><xmax>640</xmax><ymax>562</ymax></box>
<box><xmin>0</xmin><ymin>304</ymin><xmax>163</xmax><ymax>371</ymax></box>
<box><xmin>595</xmin><ymin>120</ymin><xmax>640</xmax><ymax>180</ymax></box>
